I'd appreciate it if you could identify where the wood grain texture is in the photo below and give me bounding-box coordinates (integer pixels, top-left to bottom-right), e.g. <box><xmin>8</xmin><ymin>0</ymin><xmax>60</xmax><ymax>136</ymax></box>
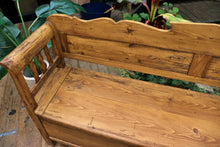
<box><xmin>8</xmin><ymin>71</ymin><xmax>54</xmax><ymax>145</ymax></box>
<box><xmin>1</xmin><ymin>14</ymin><xmax>220</xmax><ymax>147</ymax></box>
<box><xmin>64</xmin><ymin>53</ymin><xmax>220</xmax><ymax>87</ymax></box>
<box><xmin>66</xmin><ymin>35</ymin><xmax>193</xmax><ymax>74</ymax></box>
<box><xmin>31</xmin><ymin>56</ymin><xmax>61</xmax><ymax>96</ymax></box>
<box><xmin>35</xmin><ymin>66</ymin><xmax>71</xmax><ymax>115</ymax></box>
<box><xmin>44</xmin><ymin>46</ymin><xmax>53</xmax><ymax>66</ymax></box>
<box><xmin>29</xmin><ymin>61</ymin><xmax>40</xmax><ymax>83</ymax></box>
<box><xmin>0</xmin><ymin>22</ymin><xmax>54</xmax><ymax>73</ymax></box>
<box><xmin>37</xmin><ymin>53</ymin><xmax>47</xmax><ymax>74</ymax></box>
<box><xmin>47</xmin><ymin>14</ymin><xmax>220</xmax><ymax>57</ymax></box>
<box><xmin>46</xmin><ymin>14</ymin><xmax>220</xmax><ymax>87</ymax></box>
<box><xmin>37</xmin><ymin>67</ymin><xmax>220</xmax><ymax>147</ymax></box>
<box><xmin>0</xmin><ymin>75</ymin><xmax>21</xmax><ymax>147</ymax></box>
<box><xmin>188</xmin><ymin>54</ymin><xmax>212</xmax><ymax>77</ymax></box>
<box><xmin>47</xmin><ymin>22</ymin><xmax>65</xmax><ymax>68</ymax></box>
<box><xmin>205</xmin><ymin>57</ymin><xmax>220</xmax><ymax>81</ymax></box>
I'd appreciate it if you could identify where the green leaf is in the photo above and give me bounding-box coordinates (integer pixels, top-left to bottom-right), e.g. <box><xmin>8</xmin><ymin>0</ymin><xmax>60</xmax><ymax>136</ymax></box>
<box><xmin>158</xmin><ymin>9</ymin><xmax>165</xmax><ymax>15</ymax></box>
<box><xmin>173</xmin><ymin>7</ymin><xmax>179</xmax><ymax>13</ymax></box>
<box><xmin>171</xmin><ymin>79</ymin><xmax>179</xmax><ymax>86</ymax></box>
<box><xmin>31</xmin><ymin>18</ymin><xmax>46</xmax><ymax>32</ymax></box>
<box><xmin>56</xmin><ymin>7</ymin><xmax>78</xmax><ymax>15</ymax></box>
<box><xmin>132</xmin><ymin>14</ymin><xmax>141</xmax><ymax>22</ymax></box>
<box><xmin>168</xmin><ymin>3</ymin><xmax>173</xmax><ymax>7</ymax></box>
<box><xmin>50</xmin><ymin>0</ymin><xmax>66</xmax><ymax>9</ymax></box>
<box><xmin>163</xmin><ymin>2</ymin><xmax>168</xmax><ymax>6</ymax></box>
<box><xmin>146</xmin><ymin>75</ymin><xmax>155</xmax><ymax>81</ymax></box>
<box><xmin>159</xmin><ymin>78</ymin><xmax>167</xmax><ymax>84</ymax></box>
<box><xmin>40</xmin><ymin>10</ymin><xmax>58</xmax><ymax>18</ymax></box>
<box><xmin>162</xmin><ymin>13</ymin><xmax>191</xmax><ymax>23</ymax></box>
<box><xmin>0</xmin><ymin>64</ymin><xmax>8</xmax><ymax>80</ymax></box>
<box><xmin>0</xmin><ymin>12</ymin><xmax>7</xmax><ymax>26</ymax></box>
<box><xmin>176</xmin><ymin>14</ymin><xmax>183</xmax><ymax>19</ymax></box>
<box><xmin>1</xmin><ymin>15</ymin><xmax>20</xmax><ymax>38</ymax></box>
<box><xmin>123</xmin><ymin>13</ymin><xmax>132</xmax><ymax>20</ymax></box>
<box><xmin>35</xmin><ymin>4</ymin><xmax>50</xmax><ymax>17</ymax></box>
<box><xmin>139</xmin><ymin>12</ymin><xmax>149</xmax><ymax>20</ymax></box>
<box><xmin>35</xmin><ymin>0</ymin><xmax>85</xmax><ymax>20</ymax></box>
<box><xmin>168</xmin><ymin>10</ymin><xmax>174</xmax><ymax>14</ymax></box>
<box><xmin>117</xmin><ymin>0</ymin><xmax>123</xmax><ymax>3</ymax></box>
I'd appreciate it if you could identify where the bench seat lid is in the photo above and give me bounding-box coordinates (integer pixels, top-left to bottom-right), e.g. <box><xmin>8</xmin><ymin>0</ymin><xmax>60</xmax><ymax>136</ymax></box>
<box><xmin>35</xmin><ymin>67</ymin><xmax>220</xmax><ymax>146</ymax></box>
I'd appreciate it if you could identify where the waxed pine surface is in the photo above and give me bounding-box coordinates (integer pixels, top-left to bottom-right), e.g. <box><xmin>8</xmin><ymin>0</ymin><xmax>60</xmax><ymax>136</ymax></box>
<box><xmin>0</xmin><ymin>60</ymin><xmax>120</xmax><ymax>147</ymax></box>
<box><xmin>37</xmin><ymin>67</ymin><xmax>220</xmax><ymax>147</ymax></box>
<box><xmin>1</xmin><ymin>0</ymin><xmax>220</xmax><ymax>146</ymax></box>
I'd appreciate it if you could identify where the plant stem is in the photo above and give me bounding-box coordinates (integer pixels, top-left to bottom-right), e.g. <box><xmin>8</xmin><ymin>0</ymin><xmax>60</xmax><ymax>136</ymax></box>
<box><xmin>27</xmin><ymin>17</ymin><xmax>39</xmax><ymax>36</ymax></box>
<box><xmin>0</xmin><ymin>28</ymin><xmax>18</xmax><ymax>47</ymax></box>
<box><xmin>2</xmin><ymin>24</ymin><xmax>19</xmax><ymax>45</ymax></box>
<box><xmin>141</xmin><ymin>0</ymin><xmax>151</xmax><ymax>16</ymax></box>
<box><xmin>16</xmin><ymin>0</ymin><xmax>28</xmax><ymax>37</ymax></box>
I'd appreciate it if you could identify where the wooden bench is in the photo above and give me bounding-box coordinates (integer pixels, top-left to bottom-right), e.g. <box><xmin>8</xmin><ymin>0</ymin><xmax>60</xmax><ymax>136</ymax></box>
<box><xmin>1</xmin><ymin>14</ymin><xmax>220</xmax><ymax>147</ymax></box>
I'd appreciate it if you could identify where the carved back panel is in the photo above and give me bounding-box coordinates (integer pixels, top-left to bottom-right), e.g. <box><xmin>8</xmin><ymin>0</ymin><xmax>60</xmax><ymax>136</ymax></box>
<box><xmin>48</xmin><ymin>14</ymin><xmax>220</xmax><ymax>87</ymax></box>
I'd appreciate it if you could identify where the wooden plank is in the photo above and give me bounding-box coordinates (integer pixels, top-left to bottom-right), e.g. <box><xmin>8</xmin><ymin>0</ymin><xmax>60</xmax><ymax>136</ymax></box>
<box><xmin>64</xmin><ymin>53</ymin><xmax>220</xmax><ymax>87</ymax></box>
<box><xmin>8</xmin><ymin>71</ymin><xmax>54</xmax><ymax>145</ymax></box>
<box><xmin>47</xmin><ymin>14</ymin><xmax>220</xmax><ymax>57</ymax></box>
<box><xmin>29</xmin><ymin>61</ymin><xmax>40</xmax><ymax>83</ymax></box>
<box><xmin>0</xmin><ymin>75</ymin><xmax>21</xmax><ymax>147</ymax></box>
<box><xmin>40</xmin><ymin>68</ymin><xmax>220</xmax><ymax>147</ymax></box>
<box><xmin>16</xmin><ymin>108</ymin><xmax>42</xmax><ymax>147</ymax></box>
<box><xmin>66</xmin><ymin>35</ymin><xmax>193</xmax><ymax>74</ymax></box>
<box><xmin>42</xmin><ymin>119</ymin><xmax>159</xmax><ymax>147</ymax></box>
<box><xmin>34</xmin><ymin>66</ymin><xmax>71</xmax><ymax>115</ymax></box>
<box><xmin>188</xmin><ymin>54</ymin><xmax>212</xmax><ymax>77</ymax></box>
<box><xmin>48</xmin><ymin>22</ymin><xmax>65</xmax><ymax>68</ymax></box>
<box><xmin>206</xmin><ymin>57</ymin><xmax>220</xmax><ymax>81</ymax></box>
<box><xmin>44</xmin><ymin>46</ymin><xmax>53</xmax><ymax>66</ymax></box>
<box><xmin>31</xmin><ymin>56</ymin><xmax>61</xmax><ymax>96</ymax></box>
<box><xmin>60</xmin><ymin>33</ymin><xmax>69</xmax><ymax>53</ymax></box>
<box><xmin>37</xmin><ymin>52</ymin><xmax>47</xmax><ymax>74</ymax></box>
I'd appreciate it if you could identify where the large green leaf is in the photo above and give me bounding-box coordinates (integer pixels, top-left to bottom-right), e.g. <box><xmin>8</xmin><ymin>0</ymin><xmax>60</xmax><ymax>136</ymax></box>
<box><xmin>0</xmin><ymin>12</ymin><xmax>7</xmax><ymax>26</ymax></box>
<box><xmin>50</xmin><ymin>1</ymin><xmax>66</xmax><ymax>9</ymax></box>
<box><xmin>35</xmin><ymin>4</ymin><xmax>50</xmax><ymax>17</ymax></box>
<box><xmin>0</xmin><ymin>14</ymin><xmax>21</xmax><ymax>38</ymax></box>
<box><xmin>0</xmin><ymin>64</ymin><xmax>8</xmax><ymax>80</ymax></box>
<box><xmin>162</xmin><ymin>13</ymin><xmax>191</xmax><ymax>23</ymax></box>
<box><xmin>0</xmin><ymin>13</ymin><xmax>24</xmax><ymax>80</ymax></box>
<box><xmin>30</xmin><ymin>18</ymin><xmax>46</xmax><ymax>32</ymax></box>
<box><xmin>32</xmin><ymin>0</ymin><xmax>85</xmax><ymax>33</ymax></box>
<box><xmin>56</xmin><ymin>7</ymin><xmax>78</xmax><ymax>15</ymax></box>
<box><xmin>35</xmin><ymin>0</ymin><xmax>85</xmax><ymax>18</ymax></box>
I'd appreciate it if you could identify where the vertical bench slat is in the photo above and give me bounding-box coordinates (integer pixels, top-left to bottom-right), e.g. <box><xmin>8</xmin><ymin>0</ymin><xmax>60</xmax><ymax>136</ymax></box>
<box><xmin>29</xmin><ymin>62</ymin><xmax>40</xmax><ymax>82</ymax></box>
<box><xmin>37</xmin><ymin>53</ymin><xmax>47</xmax><ymax>73</ymax></box>
<box><xmin>44</xmin><ymin>46</ymin><xmax>53</xmax><ymax>66</ymax></box>
<box><xmin>188</xmin><ymin>54</ymin><xmax>212</xmax><ymax>77</ymax></box>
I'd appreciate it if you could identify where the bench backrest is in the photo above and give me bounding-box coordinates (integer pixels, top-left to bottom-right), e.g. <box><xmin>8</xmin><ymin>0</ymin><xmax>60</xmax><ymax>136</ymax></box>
<box><xmin>50</xmin><ymin>14</ymin><xmax>220</xmax><ymax>87</ymax></box>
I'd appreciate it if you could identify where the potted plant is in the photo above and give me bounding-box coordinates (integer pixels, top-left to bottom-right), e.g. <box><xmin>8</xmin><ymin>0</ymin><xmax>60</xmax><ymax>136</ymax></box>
<box><xmin>123</xmin><ymin>0</ymin><xmax>190</xmax><ymax>29</ymax></box>
<box><xmin>0</xmin><ymin>0</ymin><xmax>86</xmax><ymax>80</ymax></box>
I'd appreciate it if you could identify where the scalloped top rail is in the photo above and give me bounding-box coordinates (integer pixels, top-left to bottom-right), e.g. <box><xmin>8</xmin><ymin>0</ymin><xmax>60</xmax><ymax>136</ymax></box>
<box><xmin>47</xmin><ymin>14</ymin><xmax>220</xmax><ymax>57</ymax></box>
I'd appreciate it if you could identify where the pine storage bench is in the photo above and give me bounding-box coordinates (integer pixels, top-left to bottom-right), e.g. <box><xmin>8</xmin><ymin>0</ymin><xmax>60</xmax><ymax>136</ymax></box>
<box><xmin>1</xmin><ymin>14</ymin><xmax>220</xmax><ymax>147</ymax></box>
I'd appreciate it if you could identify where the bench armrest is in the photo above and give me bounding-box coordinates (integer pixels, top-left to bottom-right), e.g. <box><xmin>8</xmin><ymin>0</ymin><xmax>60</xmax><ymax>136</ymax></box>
<box><xmin>0</xmin><ymin>22</ymin><xmax>54</xmax><ymax>74</ymax></box>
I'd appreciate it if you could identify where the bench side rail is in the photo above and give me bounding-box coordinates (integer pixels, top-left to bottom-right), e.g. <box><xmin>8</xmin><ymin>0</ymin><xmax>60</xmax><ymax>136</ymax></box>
<box><xmin>48</xmin><ymin>14</ymin><xmax>220</xmax><ymax>87</ymax></box>
<box><xmin>0</xmin><ymin>21</ymin><xmax>65</xmax><ymax>145</ymax></box>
